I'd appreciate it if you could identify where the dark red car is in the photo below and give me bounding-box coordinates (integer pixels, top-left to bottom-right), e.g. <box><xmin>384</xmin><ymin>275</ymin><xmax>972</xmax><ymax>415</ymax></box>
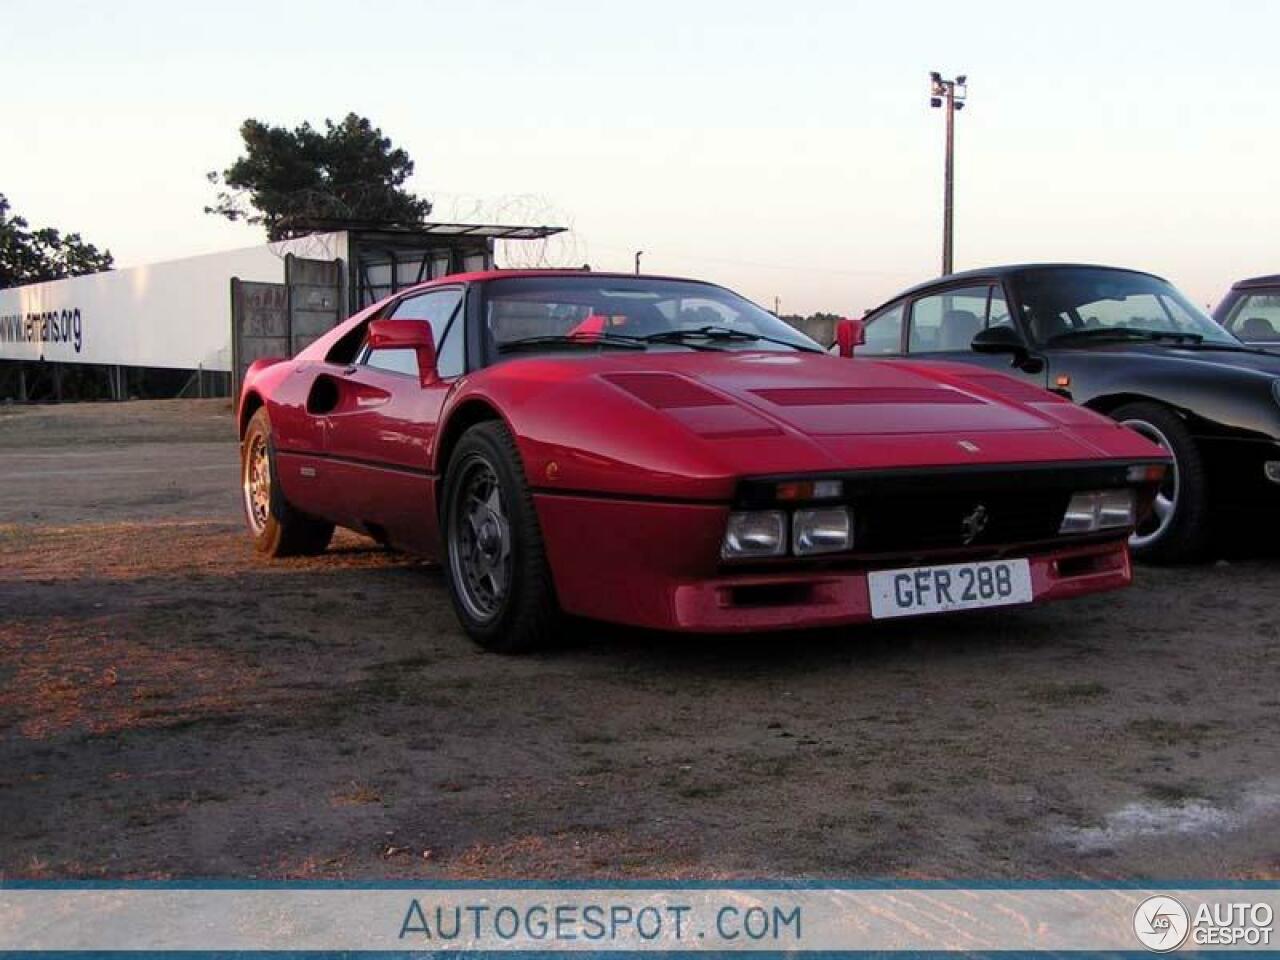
<box><xmin>238</xmin><ymin>270</ymin><xmax>1167</xmax><ymax>652</ymax></box>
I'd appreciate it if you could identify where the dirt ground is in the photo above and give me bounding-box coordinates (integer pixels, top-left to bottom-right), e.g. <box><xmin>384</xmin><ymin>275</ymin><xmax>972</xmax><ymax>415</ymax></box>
<box><xmin>1</xmin><ymin>398</ymin><xmax>1278</xmax><ymax>880</ymax></box>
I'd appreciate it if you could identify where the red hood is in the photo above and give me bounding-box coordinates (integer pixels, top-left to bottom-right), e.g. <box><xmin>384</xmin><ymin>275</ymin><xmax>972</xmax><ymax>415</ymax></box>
<box><xmin>467</xmin><ymin>351</ymin><xmax>1166</xmax><ymax>501</ymax></box>
<box><xmin>672</xmin><ymin>353</ymin><xmax>1054</xmax><ymax>436</ymax></box>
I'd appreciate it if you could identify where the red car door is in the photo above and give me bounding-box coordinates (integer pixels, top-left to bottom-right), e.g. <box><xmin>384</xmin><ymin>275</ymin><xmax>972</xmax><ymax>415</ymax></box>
<box><xmin>321</xmin><ymin>286</ymin><xmax>466</xmax><ymax>553</ymax></box>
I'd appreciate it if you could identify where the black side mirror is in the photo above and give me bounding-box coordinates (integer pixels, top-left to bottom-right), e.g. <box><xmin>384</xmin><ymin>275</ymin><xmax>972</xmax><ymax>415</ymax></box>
<box><xmin>971</xmin><ymin>325</ymin><xmax>1026</xmax><ymax>355</ymax></box>
<box><xmin>971</xmin><ymin>325</ymin><xmax>1043</xmax><ymax>372</ymax></box>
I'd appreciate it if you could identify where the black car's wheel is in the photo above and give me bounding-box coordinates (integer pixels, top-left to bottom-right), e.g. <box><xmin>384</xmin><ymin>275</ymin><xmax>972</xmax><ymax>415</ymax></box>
<box><xmin>441</xmin><ymin>421</ymin><xmax>560</xmax><ymax>653</ymax></box>
<box><xmin>1114</xmin><ymin>401</ymin><xmax>1211</xmax><ymax>564</ymax></box>
<box><xmin>241</xmin><ymin>408</ymin><xmax>334</xmax><ymax>557</ymax></box>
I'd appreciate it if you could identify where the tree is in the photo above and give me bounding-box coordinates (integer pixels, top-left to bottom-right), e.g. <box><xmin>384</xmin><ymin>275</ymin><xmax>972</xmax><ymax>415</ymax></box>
<box><xmin>205</xmin><ymin>113</ymin><xmax>431</xmax><ymax>240</ymax></box>
<box><xmin>0</xmin><ymin>194</ymin><xmax>114</xmax><ymax>288</ymax></box>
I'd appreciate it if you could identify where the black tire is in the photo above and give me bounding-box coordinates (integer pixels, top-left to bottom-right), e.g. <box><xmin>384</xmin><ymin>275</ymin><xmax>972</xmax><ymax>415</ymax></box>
<box><xmin>441</xmin><ymin>420</ymin><xmax>560</xmax><ymax>652</ymax></box>
<box><xmin>1113</xmin><ymin>401</ymin><xmax>1211</xmax><ymax>564</ymax></box>
<box><xmin>241</xmin><ymin>407</ymin><xmax>334</xmax><ymax>557</ymax></box>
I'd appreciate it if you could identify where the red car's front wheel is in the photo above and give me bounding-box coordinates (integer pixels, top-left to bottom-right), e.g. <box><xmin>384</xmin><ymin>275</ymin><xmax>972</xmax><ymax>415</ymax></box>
<box><xmin>442</xmin><ymin>421</ymin><xmax>559</xmax><ymax>653</ymax></box>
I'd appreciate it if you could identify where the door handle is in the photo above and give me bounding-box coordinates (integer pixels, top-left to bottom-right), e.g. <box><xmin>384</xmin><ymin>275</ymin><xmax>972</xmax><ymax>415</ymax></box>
<box><xmin>342</xmin><ymin>364</ymin><xmax>358</xmax><ymax>375</ymax></box>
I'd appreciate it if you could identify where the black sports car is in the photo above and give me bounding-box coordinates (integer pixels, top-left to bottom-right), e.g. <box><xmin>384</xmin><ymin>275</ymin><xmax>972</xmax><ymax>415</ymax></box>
<box><xmin>844</xmin><ymin>264</ymin><xmax>1280</xmax><ymax>563</ymax></box>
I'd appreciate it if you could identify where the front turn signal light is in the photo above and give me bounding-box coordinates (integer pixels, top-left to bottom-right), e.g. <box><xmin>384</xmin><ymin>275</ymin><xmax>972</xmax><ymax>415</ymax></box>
<box><xmin>1126</xmin><ymin>464</ymin><xmax>1167</xmax><ymax>485</ymax></box>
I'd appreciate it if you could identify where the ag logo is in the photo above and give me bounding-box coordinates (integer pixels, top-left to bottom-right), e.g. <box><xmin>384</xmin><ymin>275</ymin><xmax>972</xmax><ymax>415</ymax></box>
<box><xmin>1134</xmin><ymin>895</ymin><xmax>1190</xmax><ymax>952</ymax></box>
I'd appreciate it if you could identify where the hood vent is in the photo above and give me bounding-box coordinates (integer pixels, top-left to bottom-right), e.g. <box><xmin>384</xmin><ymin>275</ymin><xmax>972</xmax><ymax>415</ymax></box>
<box><xmin>603</xmin><ymin>371</ymin><xmax>782</xmax><ymax>439</ymax></box>
<box><xmin>753</xmin><ymin>386</ymin><xmax>982</xmax><ymax>406</ymax></box>
<box><xmin>603</xmin><ymin>372</ymin><xmax>729</xmax><ymax>408</ymax></box>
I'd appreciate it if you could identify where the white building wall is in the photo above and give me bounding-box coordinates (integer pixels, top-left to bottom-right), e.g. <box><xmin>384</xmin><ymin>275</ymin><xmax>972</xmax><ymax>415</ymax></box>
<box><xmin>0</xmin><ymin>232</ymin><xmax>348</xmax><ymax>372</ymax></box>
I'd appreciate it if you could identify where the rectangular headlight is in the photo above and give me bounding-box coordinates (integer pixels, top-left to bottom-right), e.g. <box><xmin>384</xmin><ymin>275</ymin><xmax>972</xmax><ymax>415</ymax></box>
<box><xmin>722</xmin><ymin>510</ymin><xmax>787</xmax><ymax>559</ymax></box>
<box><xmin>792</xmin><ymin>507</ymin><xmax>853</xmax><ymax>555</ymax></box>
<box><xmin>1060</xmin><ymin>489</ymin><xmax>1136</xmax><ymax>534</ymax></box>
<box><xmin>1097</xmin><ymin>489</ymin><xmax>1136</xmax><ymax>528</ymax></box>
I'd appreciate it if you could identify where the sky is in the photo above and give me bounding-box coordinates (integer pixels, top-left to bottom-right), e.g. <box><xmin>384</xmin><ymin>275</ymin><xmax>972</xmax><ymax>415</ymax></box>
<box><xmin>5</xmin><ymin>0</ymin><xmax>1278</xmax><ymax>315</ymax></box>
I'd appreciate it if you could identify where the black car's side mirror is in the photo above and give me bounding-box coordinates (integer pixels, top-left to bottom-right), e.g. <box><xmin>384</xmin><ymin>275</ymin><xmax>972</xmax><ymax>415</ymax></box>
<box><xmin>971</xmin><ymin>325</ymin><xmax>1043</xmax><ymax>372</ymax></box>
<box><xmin>971</xmin><ymin>325</ymin><xmax>1025</xmax><ymax>354</ymax></box>
<box><xmin>977</xmin><ymin>330</ymin><xmax>1029</xmax><ymax>358</ymax></box>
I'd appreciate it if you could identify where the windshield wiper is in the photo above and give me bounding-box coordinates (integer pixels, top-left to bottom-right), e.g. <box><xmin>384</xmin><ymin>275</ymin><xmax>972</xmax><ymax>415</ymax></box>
<box><xmin>1048</xmin><ymin>327</ymin><xmax>1204</xmax><ymax>345</ymax></box>
<box><xmin>497</xmin><ymin>334</ymin><xmax>646</xmax><ymax>353</ymax></box>
<box><xmin>638</xmin><ymin>325</ymin><xmax>822</xmax><ymax>353</ymax></box>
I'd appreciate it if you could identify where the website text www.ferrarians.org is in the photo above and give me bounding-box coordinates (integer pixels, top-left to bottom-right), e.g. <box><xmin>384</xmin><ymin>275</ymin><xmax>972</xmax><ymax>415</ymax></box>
<box><xmin>398</xmin><ymin>898</ymin><xmax>802</xmax><ymax>945</ymax></box>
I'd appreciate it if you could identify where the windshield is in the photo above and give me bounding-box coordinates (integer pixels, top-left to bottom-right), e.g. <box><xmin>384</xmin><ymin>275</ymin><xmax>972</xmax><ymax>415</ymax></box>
<box><xmin>1013</xmin><ymin>268</ymin><xmax>1239</xmax><ymax>346</ymax></box>
<box><xmin>481</xmin><ymin>276</ymin><xmax>820</xmax><ymax>357</ymax></box>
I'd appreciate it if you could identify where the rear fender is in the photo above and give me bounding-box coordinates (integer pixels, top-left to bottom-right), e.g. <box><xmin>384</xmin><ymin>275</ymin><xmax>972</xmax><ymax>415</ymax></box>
<box><xmin>238</xmin><ymin>357</ymin><xmax>288</xmax><ymax>438</ymax></box>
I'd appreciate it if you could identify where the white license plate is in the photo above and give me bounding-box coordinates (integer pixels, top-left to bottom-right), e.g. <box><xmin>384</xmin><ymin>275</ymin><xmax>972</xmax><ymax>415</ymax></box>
<box><xmin>868</xmin><ymin>558</ymin><xmax>1033</xmax><ymax>619</ymax></box>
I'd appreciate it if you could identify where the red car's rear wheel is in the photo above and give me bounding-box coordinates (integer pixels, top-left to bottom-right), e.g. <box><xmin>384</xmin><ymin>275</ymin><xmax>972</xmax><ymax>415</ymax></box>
<box><xmin>241</xmin><ymin>408</ymin><xmax>334</xmax><ymax>557</ymax></box>
<box><xmin>442</xmin><ymin>421</ymin><xmax>559</xmax><ymax>653</ymax></box>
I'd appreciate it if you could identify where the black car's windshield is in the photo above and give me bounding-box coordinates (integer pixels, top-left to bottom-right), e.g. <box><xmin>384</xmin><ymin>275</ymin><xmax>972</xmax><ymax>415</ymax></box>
<box><xmin>483</xmin><ymin>275</ymin><xmax>821</xmax><ymax>357</ymax></box>
<box><xmin>1014</xmin><ymin>268</ymin><xmax>1240</xmax><ymax>347</ymax></box>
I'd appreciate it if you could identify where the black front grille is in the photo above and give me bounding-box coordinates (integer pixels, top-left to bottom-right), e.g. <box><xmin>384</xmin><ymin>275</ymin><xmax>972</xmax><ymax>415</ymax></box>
<box><xmin>855</xmin><ymin>489</ymin><xmax>1070</xmax><ymax>553</ymax></box>
<box><xmin>734</xmin><ymin>461</ymin><xmax>1151</xmax><ymax>558</ymax></box>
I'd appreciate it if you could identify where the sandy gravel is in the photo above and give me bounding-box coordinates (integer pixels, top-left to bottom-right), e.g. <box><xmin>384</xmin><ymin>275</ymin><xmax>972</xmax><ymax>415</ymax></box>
<box><xmin>1</xmin><ymin>399</ymin><xmax>1278</xmax><ymax>880</ymax></box>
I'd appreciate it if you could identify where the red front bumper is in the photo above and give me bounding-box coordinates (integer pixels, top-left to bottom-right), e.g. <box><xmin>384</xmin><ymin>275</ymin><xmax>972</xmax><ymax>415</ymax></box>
<box><xmin>535</xmin><ymin>493</ymin><xmax>1133</xmax><ymax>633</ymax></box>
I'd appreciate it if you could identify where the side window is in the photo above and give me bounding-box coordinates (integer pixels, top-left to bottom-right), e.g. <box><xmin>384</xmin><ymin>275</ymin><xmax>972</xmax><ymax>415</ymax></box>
<box><xmin>363</xmin><ymin>288</ymin><xmax>465</xmax><ymax>378</ymax></box>
<box><xmin>364</xmin><ymin>348</ymin><xmax>420</xmax><ymax>376</ymax></box>
<box><xmin>908</xmin><ymin>286</ymin><xmax>990</xmax><ymax>353</ymax></box>
<box><xmin>861</xmin><ymin>303</ymin><xmax>905</xmax><ymax>355</ymax></box>
<box><xmin>1226</xmin><ymin>293</ymin><xmax>1280</xmax><ymax>342</ymax></box>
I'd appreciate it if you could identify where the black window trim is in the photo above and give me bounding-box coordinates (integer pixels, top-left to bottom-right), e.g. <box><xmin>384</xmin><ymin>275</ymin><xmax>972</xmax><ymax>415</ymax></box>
<box><xmin>904</xmin><ymin>279</ymin><xmax>1006</xmax><ymax>356</ymax></box>
<box><xmin>896</xmin><ymin>276</ymin><xmax>1038</xmax><ymax>353</ymax></box>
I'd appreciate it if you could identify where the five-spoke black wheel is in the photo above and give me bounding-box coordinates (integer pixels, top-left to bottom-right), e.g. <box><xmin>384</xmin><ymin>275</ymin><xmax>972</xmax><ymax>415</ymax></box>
<box><xmin>441</xmin><ymin>421</ymin><xmax>560</xmax><ymax>652</ymax></box>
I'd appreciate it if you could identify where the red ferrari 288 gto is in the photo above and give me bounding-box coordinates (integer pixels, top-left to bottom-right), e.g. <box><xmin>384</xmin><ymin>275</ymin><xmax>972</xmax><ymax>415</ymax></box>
<box><xmin>238</xmin><ymin>270</ymin><xmax>1167</xmax><ymax>651</ymax></box>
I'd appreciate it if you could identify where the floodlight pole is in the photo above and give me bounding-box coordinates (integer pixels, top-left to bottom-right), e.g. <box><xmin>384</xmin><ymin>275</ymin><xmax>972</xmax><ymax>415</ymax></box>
<box><xmin>930</xmin><ymin>72</ymin><xmax>967</xmax><ymax>276</ymax></box>
<box><xmin>943</xmin><ymin>92</ymin><xmax>955</xmax><ymax>275</ymax></box>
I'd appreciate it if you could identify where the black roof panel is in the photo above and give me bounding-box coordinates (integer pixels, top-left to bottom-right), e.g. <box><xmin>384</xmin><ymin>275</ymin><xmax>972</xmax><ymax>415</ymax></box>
<box><xmin>871</xmin><ymin>262</ymin><xmax>1169</xmax><ymax>313</ymax></box>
